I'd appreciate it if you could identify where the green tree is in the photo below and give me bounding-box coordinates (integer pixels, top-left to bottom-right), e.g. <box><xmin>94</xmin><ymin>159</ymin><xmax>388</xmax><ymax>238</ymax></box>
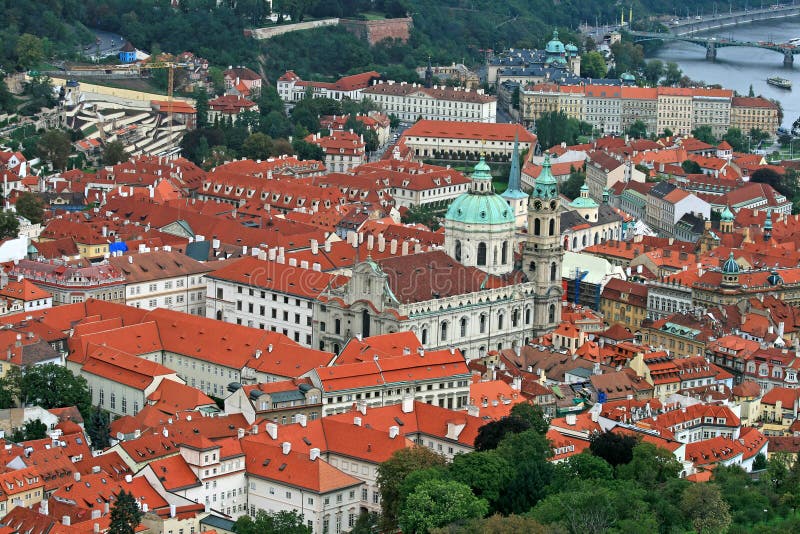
<box><xmin>377</xmin><ymin>446</ymin><xmax>447</xmax><ymax>531</ymax></box>
<box><xmin>349</xmin><ymin>511</ymin><xmax>380</xmax><ymax>534</ymax></box>
<box><xmin>233</xmin><ymin>509</ymin><xmax>310</xmax><ymax>534</ymax></box>
<box><xmin>610</xmin><ymin>41</ymin><xmax>644</xmax><ymax>74</ymax></box>
<box><xmin>616</xmin><ymin>442</ymin><xmax>681</xmax><ymax>487</ymax></box>
<box><xmin>430</xmin><ymin>513</ymin><xmax>549</xmax><ymax>534</ymax></box>
<box><xmin>560</xmin><ymin>168</ymin><xmax>586</xmax><ymax>200</ymax></box>
<box><xmin>0</xmin><ymin>366</ymin><xmax>22</xmax><ymax>408</ymax></box>
<box><xmin>207</xmin><ymin>67</ymin><xmax>226</xmax><ymax>96</ymax></box>
<box><xmin>241</xmin><ymin>132</ymin><xmax>274</xmax><ymax>160</ymax></box>
<box><xmin>0</xmin><ymin>75</ymin><xmax>17</xmax><ymax>113</ymax></box>
<box><xmin>509</xmin><ymin>403</ymin><xmax>548</xmax><ymax>435</ymax></box>
<box><xmin>37</xmin><ymin>129</ymin><xmax>72</xmax><ymax>171</ymax></box>
<box><xmin>752</xmin><ymin>452</ymin><xmax>767</xmax><ymax>471</ymax></box>
<box><xmin>550</xmin><ymin>452</ymin><xmax>614</xmax><ymax>486</ymax></box>
<box><xmin>580</xmin><ymin>51</ymin><xmax>607</xmax><ymax>79</ymax></box>
<box><xmin>749</xmin><ymin>127</ymin><xmax>769</xmax><ymax>145</ymax></box>
<box><xmin>109</xmin><ymin>490</ymin><xmax>143</xmax><ymax>534</ymax></box>
<box><xmin>722</xmin><ymin>127</ymin><xmax>747</xmax><ymax>152</ymax></box>
<box><xmin>21</xmin><ymin>363</ymin><xmax>91</xmax><ymax>417</ymax></box>
<box><xmin>626</xmin><ymin>120</ymin><xmax>648</xmax><ymax>140</ymax></box>
<box><xmin>292</xmin><ymin>138</ymin><xmax>325</xmax><ymax>161</ymax></box>
<box><xmin>535</xmin><ymin>111</ymin><xmax>580</xmax><ymax>150</ymax></box>
<box><xmin>0</xmin><ymin>210</ymin><xmax>20</xmax><ymax>239</ymax></box>
<box><xmin>449</xmin><ymin>450</ymin><xmax>512</xmax><ymax>510</ymax></box>
<box><xmin>474</xmin><ymin>416</ymin><xmax>531</xmax><ymax>451</ymax></box>
<box><xmin>103</xmin><ymin>141</ymin><xmax>129</xmax><ymax>166</ymax></box>
<box><xmin>86</xmin><ymin>404</ymin><xmax>111</xmax><ymax>449</ymax></box>
<box><xmin>691</xmin><ymin>125</ymin><xmax>716</xmax><ymax>145</ymax></box>
<box><xmin>14</xmin><ymin>192</ymin><xmax>44</xmax><ymax>225</ymax></box>
<box><xmin>10</xmin><ymin>418</ymin><xmax>48</xmax><ymax>442</ymax></box>
<box><xmin>15</xmin><ymin>33</ymin><xmax>45</xmax><ymax>69</ymax></box>
<box><xmin>681</xmin><ymin>483</ymin><xmax>731</xmax><ymax>534</ymax></box>
<box><xmin>681</xmin><ymin>159</ymin><xmax>702</xmax><ymax>174</ymax></box>
<box><xmin>398</xmin><ymin>479</ymin><xmax>488</xmax><ymax>534</ymax></box>
<box><xmin>494</xmin><ymin>430</ymin><xmax>554</xmax><ymax>514</ymax></box>
<box><xmin>748</xmin><ymin>84</ymin><xmax>755</xmax><ymax>97</ymax></box>
<box><xmin>644</xmin><ymin>59</ymin><xmax>664</xmax><ymax>86</ymax></box>
<box><xmin>663</xmin><ymin>62</ymin><xmax>683</xmax><ymax>86</ymax></box>
<box><xmin>401</xmin><ymin>204</ymin><xmax>440</xmax><ymax>230</ymax></box>
<box><xmin>589</xmin><ymin>431</ymin><xmax>637</xmax><ymax>467</ymax></box>
<box><xmin>194</xmin><ymin>87</ymin><xmax>209</xmax><ymax>129</ymax></box>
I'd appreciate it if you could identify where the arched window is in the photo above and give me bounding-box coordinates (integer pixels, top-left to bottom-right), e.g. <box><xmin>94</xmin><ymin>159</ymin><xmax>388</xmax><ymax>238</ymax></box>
<box><xmin>479</xmin><ymin>314</ymin><xmax>487</xmax><ymax>333</ymax></box>
<box><xmin>421</xmin><ymin>327</ymin><xmax>428</xmax><ymax>345</ymax></box>
<box><xmin>549</xmin><ymin>304</ymin><xmax>556</xmax><ymax>323</ymax></box>
<box><xmin>335</xmin><ymin>318</ymin><xmax>341</xmax><ymax>335</ymax></box>
<box><xmin>582</xmin><ymin>235</ymin><xmax>587</xmax><ymax>247</ymax></box>
<box><xmin>550</xmin><ymin>262</ymin><xmax>558</xmax><ymax>281</ymax></box>
<box><xmin>493</xmin><ymin>246</ymin><xmax>498</xmax><ymax>265</ymax></box>
<box><xmin>216</xmin><ymin>310</ymin><xmax>222</xmax><ymax>321</ymax></box>
<box><xmin>497</xmin><ymin>314</ymin><xmax>504</xmax><ymax>330</ymax></box>
<box><xmin>501</xmin><ymin>241</ymin><xmax>508</xmax><ymax>264</ymax></box>
<box><xmin>549</xmin><ymin>218</ymin><xmax>555</xmax><ymax>236</ymax></box>
<box><xmin>594</xmin><ymin>232</ymin><xmax>599</xmax><ymax>245</ymax></box>
<box><xmin>440</xmin><ymin>322</ymin><xmax>448</xmax><ymax>342</ymax></box>
<box><xmin>460</xmin><ymin>317</ymin><xmax>468</xmax><ymax>337</ymax></box>
<box><xmin>529</xmin><ymin>261</ymin><xmax>536</xmax><ymax>273</ymax></box>
<box><xmin>572</xmin><ymin>237</ymin><xmax>577</xmax><ymax>249</ymax></box>
<box><xmin>477</xmin><ymin>242</ymin><xmax>487</xmax><ymax>266</ymax></box>
<box><xmin>525</xmin><ymin>308</ymin><xmax>531</xmax><ymax>324</ymax></box>
<box><xmin>454</xmin><ymin>240</ymin><xmax>462</xmax><ymax>262</ymax></box>
<box><xmin>534</xmin><ymin>218</ymin><xmax>541</xmax><ymax>236</ymax></box>
<box><xmin>512</xmin><ymin>309</ymin><xmax>519</xmax><ymax>327</ymax></box>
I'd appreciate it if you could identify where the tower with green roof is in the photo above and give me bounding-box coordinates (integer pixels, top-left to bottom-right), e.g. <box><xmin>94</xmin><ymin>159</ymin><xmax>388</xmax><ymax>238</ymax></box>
<box><xmin>444</xmin><ymin>155</ymin><xmax>516</xmax><ymax>276</ymax></box>
<box><xmin>501</xmin><ymin>135</ymin><xmax>529</xmax><ymax>227</ymax></box>
<box><xmin>720</xmin><ymin>205</ymin><xmax>734</xmax><ymax>234</ymax></box>
<box><xmin>568</xmin><ymin>183</ymin><xmax>599</xmax><ymax>222</ymax></box>
<box><xmin>720</xmin><ymin>251</ymin><xmax>740</xmax><ymax>289</ymax></box>
<box><xmin>763</xmin><ymin>209</ymin><xmax>772</xmax><ymax>241</ymax></box>
<box><xmin>522</xmin><ymin>152</ymin><xmax>564</xmax><ymax>335</ymax></box>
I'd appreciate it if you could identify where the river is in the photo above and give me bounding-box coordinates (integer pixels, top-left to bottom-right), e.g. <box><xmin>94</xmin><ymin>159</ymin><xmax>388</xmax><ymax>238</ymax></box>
<box><xmin>650</xmin><ymin>17</ymin><xmax>800</xmax><ymax>128</ymax></box>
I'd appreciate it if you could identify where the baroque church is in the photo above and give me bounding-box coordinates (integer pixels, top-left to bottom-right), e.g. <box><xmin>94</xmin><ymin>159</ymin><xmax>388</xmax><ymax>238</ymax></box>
<box><xmin>315</xmin><ymin>143</ymin><xmax>563</xmax><ymax>358</ymax></box>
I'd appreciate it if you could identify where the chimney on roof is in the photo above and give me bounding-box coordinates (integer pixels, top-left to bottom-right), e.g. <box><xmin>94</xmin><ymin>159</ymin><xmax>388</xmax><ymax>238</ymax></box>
<box><xmin>39</xmin><ymin>500</ymin><xmax>48</xmax><ymax>516</ymax></box>
<box><xmin>402</xmin><ymin>396</ymin><xmax>414</xmax><ymax>413</ymax></box>
<box><xmin>74</xmin><ymin>471</ymin><xmax>81</xmax><ymax>482</ymax></box>
<box><xmin>389</xmin><ymin>426</ymin><xmax>400</xmax><ymax>439</ymax></box>
<box><xmin>62</xmin><ymin>516</ymin><xmax>71</xmax><ymax>526</ymax></box>
<box><xmin>390</xmin><ymin>239</ymin><xmax>398</xmax><ymax>255</ymax></box>
<box><xmin>511</xmin><ymin>376</ymin><xmax>522</xmax><ymax>391</ymax></box>
<box><xmin>378</xmin><ymin>234</ymin><xmax>386</xmax><ymax>252</ymax></box>
<box><xmin>357</xmin><ymin>400</ymin><xmax>367</xmax><ymax>415</ymax></box>
<box><xmin>237</xmin><ymin>428</ymin><xmax>245</xmax><ymax>439</ymax></box>
<box><xmin>310</xmin><ymin>447</ymin><xmax>320</xmax><ymax>461</ymax></box>
<box><xmin>324</xmin><ymin>240</ymin><xmax>331</xmax><ymax>253</ymax></box>
<box><xmin>281</xmin><ymin>441</ymin><xmax>291</xmax><ymax>455</ymax></box>
<box><xmin>467</xmin><ymin>404</ymin><xmax>480</xmax><ymax>417</ymax></box>
<box><xmin>354</xmin><ymin>416</ymin><xmax>362</xmax><ymax>426</ymax></box>
<box><xmin>310</xmin><ymin>239</ymin><xmax>318</xmax><ymax>255</ymax></box>
<box><xmin>297</xmin><ymin>414</ymin><xmax>307</xmax><ymax>428</ymax></box>
<box><xmin>91</xmin><ymin>509</ymin><xmax>101</xmax><ymax>520</ymax></box>
<box><xmin>265</xmin><ymin>422</ymin><xmax>278</xmax><ymax>440</ymax></box>
<box><xmin>565</xmin><ymin>413</ymin><xmax>577</xmax><ymax>426</ymax></box>
<box><xmin>162</xmin><ymin>427</ymin><xmax>168</xmax><ymax>438</ymax></box>
<box><xmin>169</xmin><ymin>504</ymin><xmax>176</xmax><ymax>518</ymax></box>
<box><xmin>401</xmin><ymin>241</ymin><xmax>409</xmax><ymax>256</ymax></box>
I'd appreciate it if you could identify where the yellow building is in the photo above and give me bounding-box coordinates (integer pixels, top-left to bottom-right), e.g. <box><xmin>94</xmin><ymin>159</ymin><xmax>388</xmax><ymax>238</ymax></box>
<box><xmin>599</xmin><ymin>278</ymin><xmax>648</xmax><ymax>330</ymax></box>
<box><xmin>730</xmin><ymin>96</ymin><xmax>781</xmax><ymax>137</ymax></box>
<box><xmin>0</xmin><ymin>467</ymin><xmax>45</xmax><ymax>516</ymax></box>
<box><xmin>657</xmin><ymin>87</ymin><xmax>694</xmax><ymax>136</ymax></box>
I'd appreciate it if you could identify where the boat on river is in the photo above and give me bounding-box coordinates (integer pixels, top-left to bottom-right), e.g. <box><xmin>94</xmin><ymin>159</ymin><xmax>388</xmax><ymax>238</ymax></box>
<box><xmin>767</xmin><ymin>76</ymin><xmax>792</xmax><ymax>89</ymax></box>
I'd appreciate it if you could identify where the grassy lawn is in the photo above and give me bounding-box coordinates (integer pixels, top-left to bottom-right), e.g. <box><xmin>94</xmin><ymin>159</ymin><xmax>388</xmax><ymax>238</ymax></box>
<box><xmin>362</xmin><ymin>12</ymin><xmax>387</xmax><ymax>20</ymax></box>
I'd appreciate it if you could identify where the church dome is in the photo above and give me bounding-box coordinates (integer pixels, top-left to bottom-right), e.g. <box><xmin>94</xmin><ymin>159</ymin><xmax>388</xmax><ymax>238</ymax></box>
<box><xmin>445</xmin><ymin>156</ymin><xmax>515</xmax><ymax>226</ymax></box>
<box><xmin>545</xmin><ymin>30</ymin><xmax>566</xmax><ymax>55</ymax></box>
<box><xmin>767</xmin><ymin>269</ymin><xmax>783</xmax><ymax>286</ymax></box>
<box><xmin>722</xmin><ymin>252</ymin><xmax>740</xmax><ymax>274</ymax></box>
<box><xmin>533</xmin><ymin>153</ymin><xmax>559</xmax><ymax>200</ymax></box>
<box><xmin>569</xmin><ymin>184</ymin><xmax>598</xmax><ymax>209</ymax></box>
<box><xmin>721</xmin><ymin>205</ymin><xmax>734</xmax><ymax>222</ymax></box>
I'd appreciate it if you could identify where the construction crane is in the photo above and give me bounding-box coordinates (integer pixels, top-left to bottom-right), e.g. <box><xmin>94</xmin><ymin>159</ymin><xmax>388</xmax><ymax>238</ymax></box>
<box><xmin>134</xmin><ymin>62</ymin><xmax>191</xmax><ymax>146</ymax></box>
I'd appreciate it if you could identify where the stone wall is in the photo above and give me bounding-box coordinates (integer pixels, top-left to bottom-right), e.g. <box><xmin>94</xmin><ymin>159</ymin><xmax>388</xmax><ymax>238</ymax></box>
<box><xmin>247</xmin><ymin>18</ymin><xmax>340</xmax><ymax>40</ymax></box>
<box><xmin>340</xmin><ymin>18</ymin><xmax>412</xmax><ymax>45</ymax></box>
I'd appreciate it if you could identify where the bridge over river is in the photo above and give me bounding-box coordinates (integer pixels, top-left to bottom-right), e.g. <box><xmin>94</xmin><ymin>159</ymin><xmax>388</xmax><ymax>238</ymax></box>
<box><xmin>629</xmin><ymin>31</ymin><xmax>799</xmax><ymax>66</ymax></box>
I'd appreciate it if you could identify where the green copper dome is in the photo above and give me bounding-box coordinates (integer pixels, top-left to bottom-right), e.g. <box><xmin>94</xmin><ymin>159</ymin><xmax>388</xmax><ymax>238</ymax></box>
<box><xmin>620</xmin><ymin>72</ymin><xmax>636</xmax><ymax>82</ymax></box>
<box><xmin>532</xmin><ymin>153</ymin><xmax>559</xmax><ymax>200</ymax></box>
<box><xmin>445</xmin><ymin>156</ymin><xmax>515</xmax><ymax>226</ymax></box>
<box><xmin>721</xmin><ymin>205</ymin><xmax>734</xmax><ymax>222</ymax></box>
<box><xmin>764</xmin><ymin>210</ymin><xmax>773</xmax><ymax>230</ymax></box>
<box><xmin>546</xmin><ymin>30</ymin><xmax>566</xmax><ymax>55</ymax></box>
<box><xmin>722</xmin><ymin>252</ymin><xmax>740</xmax><ymax>274</ymax></box>
<box><xmin>569</xmin><ymin>184</ymin><xmax>598</xmax><ymax>209</ymax></box>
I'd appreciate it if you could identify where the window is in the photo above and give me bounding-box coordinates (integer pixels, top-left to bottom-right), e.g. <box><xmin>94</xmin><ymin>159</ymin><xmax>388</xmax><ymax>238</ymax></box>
<box><xmin>454</xmin><ymin>240</ymin><xmax>462</xmax><ymax>262</ymax></box>
<box><xmin>477</xmin><ymin>242</ymin><xmax>487</xmax><ymax>266</ymax></box>
<box><xmin>460</xmin><ymin>317</ymin><xmax>467</xmax><ymax>337</ymax></box>
<box><xmin>440</xmin><ymin>322</ymin><xmax>448</xmax><ymax>342</ymax></box>
<box><xmin>110</xmin><ymin>393</ymin><xmax>116</xmax><ymax>410</ymax></box>
<box><xmin>479</xmin><ymin>314</ymin><xmax>487</xmax><ymax>333</ymax></box>
<box><xmin>550</xmin><ymin>262</ymin><xmax>558</xmax><ymax>281</ymax></box>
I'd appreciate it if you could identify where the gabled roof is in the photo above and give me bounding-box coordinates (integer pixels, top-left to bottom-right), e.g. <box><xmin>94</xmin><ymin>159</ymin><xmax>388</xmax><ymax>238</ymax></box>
<box><xmin>242</xmin><ymin>440</ymin><xmax>360</xmax><ymax>493</ymax></box>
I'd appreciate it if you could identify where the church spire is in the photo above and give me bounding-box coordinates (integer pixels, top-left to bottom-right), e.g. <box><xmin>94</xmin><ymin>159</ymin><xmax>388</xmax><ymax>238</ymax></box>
<box><xmin>503</xmin><ymin>135</ymin><xmax>525</xmax><ymax>197</ymax></box>
<box><xmin>424</xmin><ymin>56</ymin><xmax>433</xmax><ymax>88</ymax></box>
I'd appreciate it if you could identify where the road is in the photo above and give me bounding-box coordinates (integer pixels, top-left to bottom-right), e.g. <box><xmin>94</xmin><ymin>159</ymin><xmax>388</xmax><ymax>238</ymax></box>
<box><xmin>77</xmin><ymin>29</ymin><xmax>126</xmax><ymax>62</ymax></box>
<box><xmin>369</xmin><ymin>123</ymin><xmax>410</xmax><ymax>162</ymax></box>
